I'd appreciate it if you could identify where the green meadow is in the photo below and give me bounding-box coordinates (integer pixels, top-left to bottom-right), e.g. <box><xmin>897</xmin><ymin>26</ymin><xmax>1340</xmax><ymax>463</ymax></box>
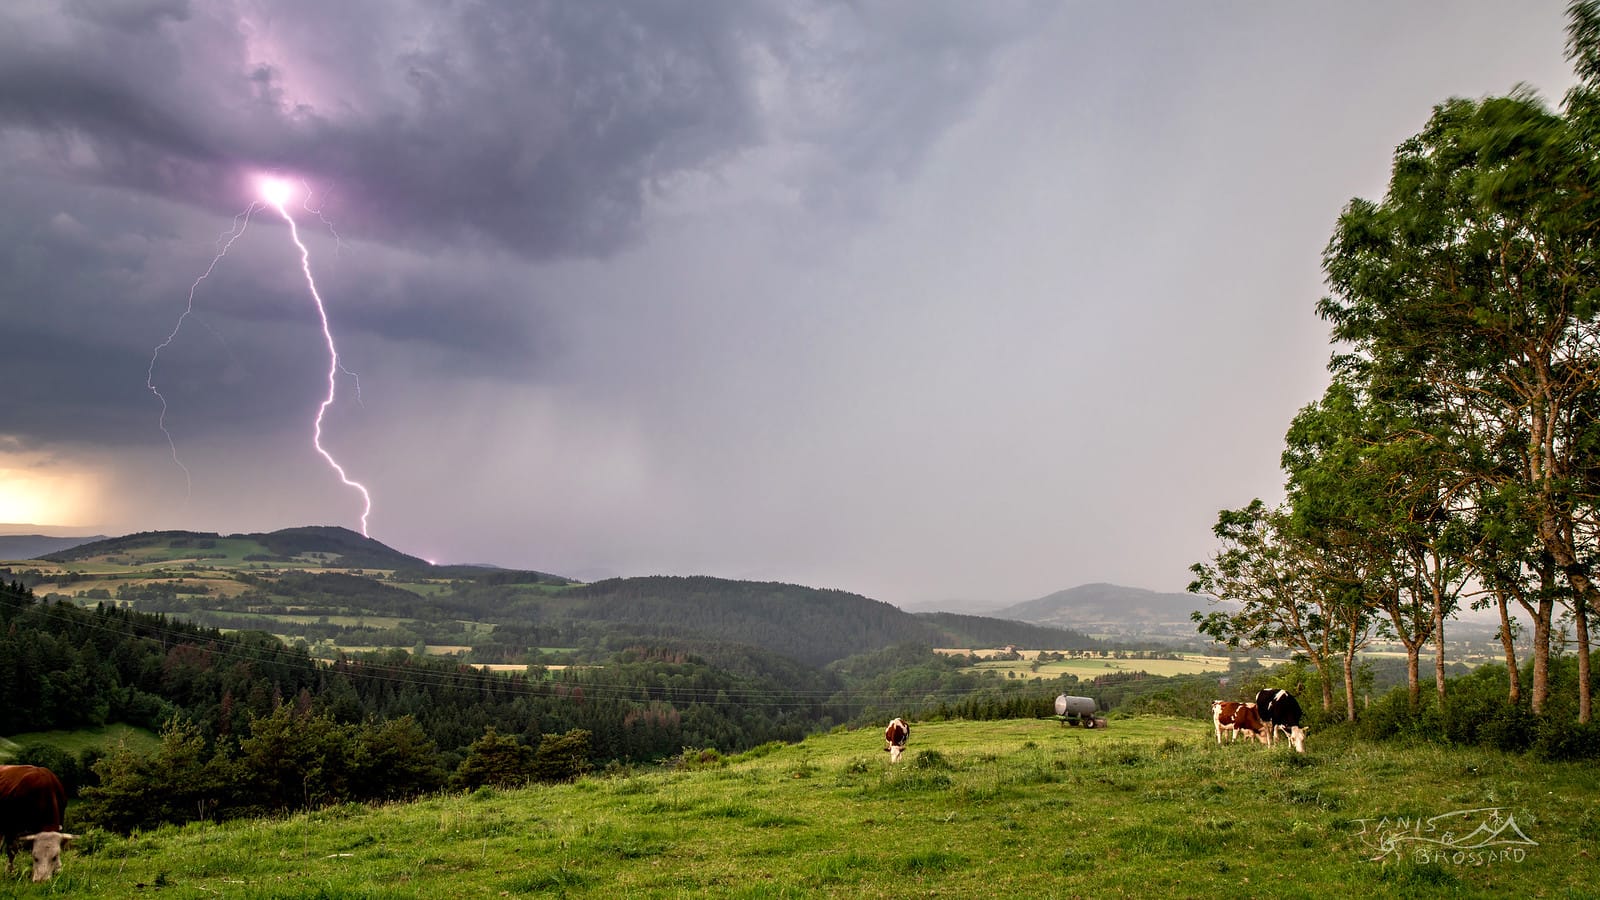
<box><xmin>959</xmin><ymin>653</ymin><xmax>1272</xmax><ymax>681</ymax></box>
<box><xmin>7</xmin><ymin>717</ymin><xmax>1596</xmax><ymax>898</ymax></box>
<box><xmin>0</xmin><ymin>724</ymin><xmax>157</xmax><ymax>762</ymax></box>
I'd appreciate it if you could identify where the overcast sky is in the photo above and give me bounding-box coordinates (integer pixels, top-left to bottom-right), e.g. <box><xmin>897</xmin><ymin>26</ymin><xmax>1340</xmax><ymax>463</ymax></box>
<box><xmin>0</xmin><ymin>1</ymin><xmax>1581</xmax><ymax>610</ymax></box>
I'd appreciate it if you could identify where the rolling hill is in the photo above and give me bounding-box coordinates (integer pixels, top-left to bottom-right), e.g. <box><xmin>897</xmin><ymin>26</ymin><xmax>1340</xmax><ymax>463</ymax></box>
<box><xmin>17</xmin><ymin>526</ymin><xmax>1099</xmax><ymax>668</ymax></box>
<box><xmin>41</xmin><ymin>525</ymin><xmax>433</xmax><ymax>570</ymax></box>
<box><xmin>992</xmin><ymin>582</ymin><xmax>1224</xmax><ymax>641</ymax></box>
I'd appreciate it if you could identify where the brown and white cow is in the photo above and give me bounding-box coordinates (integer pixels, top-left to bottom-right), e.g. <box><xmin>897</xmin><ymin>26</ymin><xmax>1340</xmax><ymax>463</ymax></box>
<box><xmin>0</xmin><ymin>765</ymin><xmax>75</xmax><ymax>882</ymax></box>
<box><xmin>1211</xmin><ymin>700</ymin><xmax>1267</xmax><ymax>746</ymax></box>
<box><xmin>1254</xmin><ymin>688</ymin><xmax>1307</xmax><ymax>752</ymax></box>
<box><xmin>884</xmin><ymin>717</ymin><xmax>910</xmax><ymax>763</ymax></box>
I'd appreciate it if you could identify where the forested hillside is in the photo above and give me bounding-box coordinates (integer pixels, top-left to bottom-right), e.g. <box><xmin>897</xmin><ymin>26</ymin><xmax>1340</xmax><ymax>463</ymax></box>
<box><xmin>0</xmin><ymin>573</ymin><xmax>1110</xmax><ymax>829</ymax></box>
<box><xmin>0</xmin><ymin>576</ymin><xmax>842</xmax><ymax>757</ymax></box>
<box><xmin>10</xmin><ymin>528</ymin><xmax>1098</xmax><ymax>667</ymax></box>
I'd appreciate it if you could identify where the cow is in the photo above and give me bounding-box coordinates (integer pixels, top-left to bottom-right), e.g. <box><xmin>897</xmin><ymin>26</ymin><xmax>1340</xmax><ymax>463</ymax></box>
<box><xmin>0</xmin><ymin>765</ymin><xmax>75</xmax><ymax>882</ymax></box>
<box><xmin>884</xmin><ymin>718</ymin><xmax>910</xmax><ymax>763</ymax></box>
<box><xmin>1254</xmin><ymin>688</ymin><xmax>1307</xmax><ymax>752</ymax></box>
<box><xmin>1211</xmin><ymin>700</ymin><xmax>1267</xmax><ymax>745</ymax></box>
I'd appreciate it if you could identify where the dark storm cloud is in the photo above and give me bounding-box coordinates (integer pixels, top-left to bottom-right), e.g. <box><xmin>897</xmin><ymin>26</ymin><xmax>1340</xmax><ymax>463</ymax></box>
<box><xmin>24</xmin><ymin>0</ymin><xmax>1561</xmax><ymax>608</ymax></box>
<box><xmin>0</xmin><ymin>0</ymin><xmax>1045</xmax><ymax>457</ymax></box>
<box><xmin>0</xmin><ymin>1</ymin><xmax>1041</xmax><ymax>259</ymax></box>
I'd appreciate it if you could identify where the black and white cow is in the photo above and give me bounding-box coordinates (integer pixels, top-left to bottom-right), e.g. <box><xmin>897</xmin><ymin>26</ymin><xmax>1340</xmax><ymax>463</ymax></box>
<box><xmin>1253</xmin><ymin>689</ymin><xmax>1306</xmax><ymax>752</ymax></box>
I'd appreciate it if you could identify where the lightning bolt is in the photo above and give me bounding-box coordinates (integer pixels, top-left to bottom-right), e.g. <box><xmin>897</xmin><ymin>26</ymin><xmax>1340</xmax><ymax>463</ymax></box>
<box><xmin>147</xmin><ymin>204</ymin><xmax>259</xmax><ymax>496</ymax></box>
<box><xmin>259</xmin><ymin>174</ymin><xmax>374</xmax><ymax>536</ymax></box>
<box><xmin>148</xmin><ymin>174</ymin><xmax>374</xmax><ymax>536</ymax></box>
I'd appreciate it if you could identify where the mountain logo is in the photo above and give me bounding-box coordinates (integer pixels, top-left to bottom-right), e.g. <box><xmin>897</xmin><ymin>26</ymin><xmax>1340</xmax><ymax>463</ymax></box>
<box><xmin>1354</xmin><ymin>807</ymin><xmax>1537</xmax><ymax>864</ymax></box>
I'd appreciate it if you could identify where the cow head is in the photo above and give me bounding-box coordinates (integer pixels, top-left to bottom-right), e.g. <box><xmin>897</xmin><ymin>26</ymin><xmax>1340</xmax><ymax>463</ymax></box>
<box><xmin>1286</xmin><ymin>725</ymin><xmax>1307</xmax><ymax>753</ymax></box>
<box><xmin>887</xmin><ymin>744</ymin><xmax>905</xmax><ymax>763</ymax></box>
<box><xmin>20</xmin><ymin>831</ymin><xmax>75</xmax><ymax>882</ymax></box>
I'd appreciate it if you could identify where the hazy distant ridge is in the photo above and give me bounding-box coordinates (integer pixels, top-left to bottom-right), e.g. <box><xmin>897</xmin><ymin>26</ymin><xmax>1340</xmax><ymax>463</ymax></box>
<box><xmin>0</xmin><ymin>534</ymin><xmax>107</xmax><ymax>561</ymax></box>
<box><xmin>993</xmin><ymin>582</ymin><xmax>1215</xmax><ymax>629</ymax></box>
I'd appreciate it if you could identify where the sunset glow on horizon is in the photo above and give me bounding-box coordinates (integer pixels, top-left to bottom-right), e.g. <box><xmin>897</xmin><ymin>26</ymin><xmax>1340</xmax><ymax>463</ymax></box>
<box><xmin>0</xmin><ymin>465</ymin><xmax>99</xmax><ymax>529</ymax></box>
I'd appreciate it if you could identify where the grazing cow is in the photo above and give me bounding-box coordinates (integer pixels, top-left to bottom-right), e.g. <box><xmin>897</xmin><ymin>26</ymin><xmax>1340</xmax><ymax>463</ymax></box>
<box><xmin>1211</xmin><ymin>700</ymin><xmax>1267</xmax><ymax>745</ymax></box>
<box><xmin>1254</xmin><ymin>688</ymin><xmax>1307</xmax><ymax>752</ymax></box>
<box><xmin>884</xmin><ymin>718</ymin><xmax>910</xmax><ymax>763</ymax></box>
<box><xmin>0</xmin><ymin>765</ymin><xmax>75</xmax><ymax>882</ymax></box>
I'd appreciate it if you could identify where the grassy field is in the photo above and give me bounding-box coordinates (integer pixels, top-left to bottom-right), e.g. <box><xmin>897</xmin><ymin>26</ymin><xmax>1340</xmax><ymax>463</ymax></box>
<box><xmin>6</xmin><ymin>716</ymin><xmax>1596</xmax><ymax>898</ymax></box>
<box><xmin>953</xmin><ymin>652</ymin><xmax>1280</xmax><ymax>680</ymax></box>
<box><xmin>214</xmin><ymin>612</ymin><xmax>419</xmax><ymax>629</ymax></box>
<box><xmin>0</xmin><ymin>723</ymin><xmax>158</xmax><ymax>761</ymax></box>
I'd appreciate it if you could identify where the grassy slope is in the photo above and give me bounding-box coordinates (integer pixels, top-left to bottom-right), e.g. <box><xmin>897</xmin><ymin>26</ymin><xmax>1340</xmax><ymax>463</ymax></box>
<box><xmin>8</xmin><ymin>717</ymin><xmax>1597</xmax><ymax>898</ymax></box>
<box><xmin>0</xmin><ymin>724</ymin><xmax>157</xmax><ymax>761</ymax></box>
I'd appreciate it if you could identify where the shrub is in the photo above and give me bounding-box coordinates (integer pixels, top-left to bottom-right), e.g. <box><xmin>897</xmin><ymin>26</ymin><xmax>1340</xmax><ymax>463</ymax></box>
<box><xmin>452</xmin><ymin>727</ymin><xmax>534</xmax><ymax>790</ymax></box>
<box><xmin>530</xmin><ymin>729</ymin><xmax>594</xmax><ymax>783</ymax></box>
<box><xmin>80</xmin><ymin>719</ymin><xmax>241</xmax><ymax>832</ymax></box>
<box><xmin>677</xmin><ymin>747</ymin><xmax>726</xmax><ymax>770</ymax></box>
<box><xmin>11</xmin><ymin>744</ymin><xmax>83</xmax><ymax>795</ymax></box>
<box><xmin>1531</xmin><ymin>718</ymin><xmax>1600</xmax><ymax>761</ymax></box>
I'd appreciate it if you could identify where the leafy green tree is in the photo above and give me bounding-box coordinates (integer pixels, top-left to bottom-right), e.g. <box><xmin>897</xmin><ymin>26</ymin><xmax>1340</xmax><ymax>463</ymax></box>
<box><xmin>451</xmin><ymin>727</ymin><xmax>533</xmax><ymax>790</ymax></box>
<box><xmin>351</xmin><ymin>715</ymin><xmax>446</xmax><ymax>801</ymax></box>
<box><xmin>1281</xmin><ymin>379</ymin><xmax>1472</xmax><ymax>711</ymax></box>
<box><xmin>1189</xmin><ymin>500</ymin><xmax>1338</xmax><ymax>711</ymax></box>
<box><xmin>237</xmin><ymin>702</ymin><xmax>355</xmax><ymax>811</ymax></box>
<box><xmin>1319</xmin><ymin>12</ymin><xmax>1600</xmax><ymax>719</ymax></box>
<box><xmin>81</xmin><ymin>719</ymin><xmax>241</xmax><ymax>832</ymax></box>
<box><xmin>530</xmin><ymin>729</ymin><xmax>593</xmax><ymax>783</ymax></box>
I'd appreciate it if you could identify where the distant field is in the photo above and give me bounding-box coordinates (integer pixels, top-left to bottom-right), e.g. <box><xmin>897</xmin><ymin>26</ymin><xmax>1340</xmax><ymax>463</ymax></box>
<box><xmin>214</xmin><ymin>610</ymin><xmax>417</xmax><ymax>628</ymax></box>
<box><xmin>473</xmin><ymin>663</ymin><xmax>583</xmax><ymax>673</ymax></box>
<box><xmin>941</xmin><ymin>650</ymin><xmax>1280</xmax><ymax>680</ymax></box>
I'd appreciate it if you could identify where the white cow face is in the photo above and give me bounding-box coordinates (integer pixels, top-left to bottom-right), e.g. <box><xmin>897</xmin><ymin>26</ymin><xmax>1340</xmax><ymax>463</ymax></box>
<box><xmin>1288</xmin><ymin>726</ymin><xmax>1307</xmax><ymax>754</ymax></box>
<box><xmin>888</xmin><ymin>744</ymin><xmax>904</xmax><ymax>763</ymax></box>
<box><xmin>21</xmin><ymin>831</ymin><xmax>75</xmax><ymax>882</ymax></box>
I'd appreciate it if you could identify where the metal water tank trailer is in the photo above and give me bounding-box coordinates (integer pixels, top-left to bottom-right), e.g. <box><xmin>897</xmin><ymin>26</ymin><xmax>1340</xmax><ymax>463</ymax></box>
<box><xmin>1053</xmin><ymin>694</ymin><xmax>1106</xmax><ymax>728</ymax></box>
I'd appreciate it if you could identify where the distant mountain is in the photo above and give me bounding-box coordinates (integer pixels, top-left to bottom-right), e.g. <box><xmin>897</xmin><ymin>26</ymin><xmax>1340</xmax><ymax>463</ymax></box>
<box><xmin>41</xmin><ymin>525</ymin><xmax>434</xmax><ymax>570</ymax></box>
<box><xmin>992</xmin><ymin>583</ymin><xmax>1222</xmax><ymax>634</ymax></box>
<box><xmin>556</xmin><ymin>576</ymin><xmax>1099</xmax><ymax>667</ymax></box>
<box><xmin>0</xmin><ymin>534</ymin><xmax>107</xmax><ymax>561</ymax></box>
<box><xmin>913</xmin><ymin>611</ymin><xmax>1102</xmax><ymax>651</ymax></box>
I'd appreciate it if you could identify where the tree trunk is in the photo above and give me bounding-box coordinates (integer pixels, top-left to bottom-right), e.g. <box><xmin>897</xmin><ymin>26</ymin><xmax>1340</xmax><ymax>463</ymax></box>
<box><xmin>1553</xmin><ymin>515</ymin><xmax>1595</xmax><ymax>722</ymax></box>
<box><xmin>1343</xmin><ymin>630</ymin><xmax>1359</xmax><ymax>722</ymax></box>
<box><xmin>1575</xmin><ymin>588</ymin><xmax>1592</xmax><ymax>724</ymax></box>
<box><xmin>1434</xmin><ymin>599</ymin><xmax>1447</xmax><ymax>708</ymax></box>
<box><xmin>1536</xmin><ymin>509</ymin><xmax>1600</xmax><ymax>720</ymax></box>
<box><xmin>1385</xmin><ymin>600</ymin><xmax>1424</xmax><ymax>711</ymax></box>
<box><xmin>1405</xmin><ymin>643</ymin><xmax>1421</xmax><ymax>711</ymax></box>
<box><xmin>1530</xmin><ymin>595</ymin><xmax>1553</xmax><ymax>714</ymax></box>
<box><xmin>1496</xmin><ymin>590</ymin><xmax>1521</xmax><ymax>705</ymax></box>
<box><xmin>1342</xmin><ymin>654</ymin><xmax>1358</xmax><ymax>721</ymax></box>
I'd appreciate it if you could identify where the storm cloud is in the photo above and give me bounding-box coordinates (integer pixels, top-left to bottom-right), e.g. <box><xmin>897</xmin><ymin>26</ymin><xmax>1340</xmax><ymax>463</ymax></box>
<box><xmin>0</xmin><ymin>1</ymin><xmax>1581</xmax><ymax>607</ymax></box>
